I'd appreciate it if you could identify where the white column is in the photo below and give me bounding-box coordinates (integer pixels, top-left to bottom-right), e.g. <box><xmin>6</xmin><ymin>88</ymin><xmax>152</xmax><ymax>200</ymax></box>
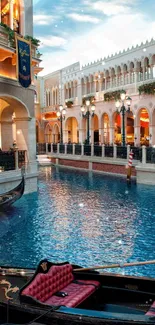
<box><xmin>142</xmin><ymin>146</ymin><xmax>146</xmax><ymax>164</ymax></box>
<box><xmin>102</xmin><ymin>144</ymin><xmax>105</xmax><ymax>158</ymax></box>
<box><xmin>9</xmin><ymin>0</ymin><xmax>14</xmax><ymax>30</ymax></box>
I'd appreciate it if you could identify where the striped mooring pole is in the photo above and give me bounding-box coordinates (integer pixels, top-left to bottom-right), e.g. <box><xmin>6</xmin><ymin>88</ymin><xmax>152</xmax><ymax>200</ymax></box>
<box><xmin>127</xmin><ymin>151</ymin><xmax>134</xmax><ymax>182</ymax></box>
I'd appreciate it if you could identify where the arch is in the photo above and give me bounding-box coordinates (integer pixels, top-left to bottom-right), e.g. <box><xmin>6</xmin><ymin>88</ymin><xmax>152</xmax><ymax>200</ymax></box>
<box><xmin>113</xmin><ymin>112</ymin><xmax>121</xmax><ymax>145</ymax></box>
<box><xmin>53</xmin><ymin>123</ymin><xmax>60</xmax><ymax>143</ymax></box>
<box><xmin>137</xmin><ymin>107</ymin><xmax>150</xmax><ymax>146</ymax></box>
<box><xmin>101</xmin><ymin>113</ymin><xmax>110</xmax><ymax>144</ymax></box>
<box><xmin>0</xmin><ymin>95</ymin><xmax>29</xmax><ymax>150</ymax></box>
<box><xmin>0</xmin><ymin>94</ymin><xmax>30</xmax><ymax>117</ymax></box>
<box><xmin>126</xmin><ymin>111</ymin><xmax>134</xmax><ymax>145</ymax></box>
<box><xmin>92</xmin><ymin>114</ymin><xmax>99</xmax><ymax>144</ymax></box>
<box><xmin>45</xmin><ymin>123</ymin><xmax>53</xmax><ymax>143</ymax></box>
<box><xmin>65</xmin><ymin>117</ymin><xmax>79</xmax><ymax>143</ymax></box>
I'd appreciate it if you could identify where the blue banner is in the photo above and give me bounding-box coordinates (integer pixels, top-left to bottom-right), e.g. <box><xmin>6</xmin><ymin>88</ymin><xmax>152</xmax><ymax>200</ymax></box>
<box><xmin>16</xmin><ymin>37</ymin><xmax>31</xmax><ymax>88</ymax></box>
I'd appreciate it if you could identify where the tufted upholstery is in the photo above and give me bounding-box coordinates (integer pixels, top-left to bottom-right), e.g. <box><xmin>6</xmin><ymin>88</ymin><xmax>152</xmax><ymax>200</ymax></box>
<box><xmin>21</xmin><ymin>264</ymin><xmax>74</xmax><ymax>303</ymax></box>
<box><xmin>21</xmin><ymin>264</ymin><xmax>100</xmax><ymax>307</ymax></box>
<box><xmin>45</xmin><ymin>280</ymin><xmax>100</xmax><ymax>308</ymax></box>
<box><xmin>146</xmin><ymin>301</ymin><xmax>155</xmax><ymax>316</ymax></box>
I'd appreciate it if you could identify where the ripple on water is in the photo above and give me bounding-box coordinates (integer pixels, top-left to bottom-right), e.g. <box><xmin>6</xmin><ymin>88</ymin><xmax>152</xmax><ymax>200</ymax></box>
<box><xmin>0</xmin><ymin>166</ymin><xmax>154</xmax><ymax>277</ymax></box>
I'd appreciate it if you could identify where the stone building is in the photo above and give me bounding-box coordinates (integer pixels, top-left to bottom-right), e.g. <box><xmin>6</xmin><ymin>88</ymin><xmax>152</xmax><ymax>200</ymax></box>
<box><xmin>0</xmin><ymin>0</ymin><xmax>42</xmax><ymax>192</ymax></box>
<box><xmin>38</xmin><ymin>39</ymin><xmax>155</xmax><ymax>147</ymax></box>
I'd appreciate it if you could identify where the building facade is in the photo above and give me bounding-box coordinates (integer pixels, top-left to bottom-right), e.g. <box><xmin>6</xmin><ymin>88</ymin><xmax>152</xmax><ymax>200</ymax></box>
<box><xmin>37</xmin><ymin>39</ymin><xmax>155</xmax><ymax>147</ymax></box>
<box><xmin>0</xmin><ymin>0</ymin><xmax>42</xmax><ymax>192</ymax></box>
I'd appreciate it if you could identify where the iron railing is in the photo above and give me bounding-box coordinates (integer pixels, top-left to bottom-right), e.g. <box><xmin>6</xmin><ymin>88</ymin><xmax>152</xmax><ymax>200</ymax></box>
<box><xmin>36</xmin><ymin>143</ymin><xmax>46</xmax><ymax>154</ymax></box>
<box><xmin>84</xmin><ymin>145</ymin><xmax>91</xmax><ymax>156</ymax></box>
<box><xmin>0</xmin><ymin>150</ymin><xmax>26</xmax><ymax>171</ymax></box>
<box><xmin>146</xmin><ymin>147</ymin><xmax>155</xmax><ymax>163</ymax></box>
<box><xmin>94</xmin><ymin>145</ymin><xmax>102</xmax><ymax>157</ymax></box>
<box><xmin>117</xmin><ymin>146</ymin><xmax>127</xmax><ymax>159</ymax></box>
<box><xmin>75</xmin><ymin>144</ymin><xmax>81</xmax><ymax>155</ymax></box>
<box><xmin>67</xmin><ymin>144</ymin><xmax>73</xmax><ymax>154</ymax></box>
<box><xmin>59</xmin><ymin>144</ymin><xmax>65</xmax><ymax>154</ymax></box>
<box><xmin>105</xmin><ymin>146</ymin><xmax>113</xmax><ymax>157</ymax></box>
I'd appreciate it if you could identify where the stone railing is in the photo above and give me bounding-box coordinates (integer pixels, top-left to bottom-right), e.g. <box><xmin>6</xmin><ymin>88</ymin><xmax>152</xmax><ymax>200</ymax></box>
<box><xmin>36</xmin><ymin>143</ymin><xmax>155</xmax><ymax>164</ymax></box>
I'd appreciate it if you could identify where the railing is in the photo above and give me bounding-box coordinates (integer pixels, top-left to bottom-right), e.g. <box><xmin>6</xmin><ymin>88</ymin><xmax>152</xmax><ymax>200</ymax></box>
<box><xmin>94</xmin><ymin>145</ymin><xmax>102</xmax><ymax>157</ymax></box>
<box><xmin>117</xmin><ymin>146</ymin><xmax>127</xmax><ymax>159</ymax></box>
<box><xmin>0</xmin><ymin>150</ymin><xmax>26</xmax><ymax>171</ymax></box>
<box><xmin>84</xmin><ymin>145</ymin><xmax>91</xmax><ymax>156</ymax></box>
<box><xmin>36</xmin><ymin>143</ymin><xmax>46</xmax><ymax>154</ymax></box>
<box><xmin>146</xmin><ymin>147</ymin><xmax>155</xmax><ymax>163</ymax></box>
<box><xmin>75</xmin><ymin>144</ymin><xmax>81</xmax><ymax>155</ymax></box>
<box><xmin>105</xmin><ymin>146</ymin><xmax>113</xmax><ymax>158</ymax></box>
<box><xmin>37</xmin><ymin>143</ymin><xmax>154</xmax><ymax>164</ymax></box>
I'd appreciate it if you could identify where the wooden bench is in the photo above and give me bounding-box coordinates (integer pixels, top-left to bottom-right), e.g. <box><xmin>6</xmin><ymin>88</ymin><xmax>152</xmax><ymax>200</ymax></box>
<box><xmin>20</xmin><ymin>263</ymin><xmax>100</xmax><ymax>308</ymax></box>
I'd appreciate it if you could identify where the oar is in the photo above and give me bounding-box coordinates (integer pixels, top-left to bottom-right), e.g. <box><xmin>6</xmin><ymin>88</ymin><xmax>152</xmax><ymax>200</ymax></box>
<box><xmin>74</xmin><ymin>259</ymin><xmax>155</xmax><ymax>272</ymax></box>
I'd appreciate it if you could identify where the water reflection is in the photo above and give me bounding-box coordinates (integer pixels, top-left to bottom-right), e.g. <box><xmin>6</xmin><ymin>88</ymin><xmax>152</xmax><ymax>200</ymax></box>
<box><xmin>0</xmin><ymin>166</ymin><xmax>154</xmax><ymax>278</ymax></box>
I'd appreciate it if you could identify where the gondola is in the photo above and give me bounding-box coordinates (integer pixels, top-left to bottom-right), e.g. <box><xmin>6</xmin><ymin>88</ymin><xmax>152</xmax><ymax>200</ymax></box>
<box><xmin>0</xmin><ymin>176</ymin><xmax>25</xmax><ymax>209</ymax></box>
<box><xmin>0</xmin><ymin>259</ymin><xmax>155</xmax><ymax>325</ymax></box>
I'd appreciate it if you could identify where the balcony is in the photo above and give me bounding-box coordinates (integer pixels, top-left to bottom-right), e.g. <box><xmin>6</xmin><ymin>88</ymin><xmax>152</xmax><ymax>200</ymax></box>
<box><xmin>0</xmin><ymin>25</ymin><xmax>42</xmax><ymax>64</ymax></box>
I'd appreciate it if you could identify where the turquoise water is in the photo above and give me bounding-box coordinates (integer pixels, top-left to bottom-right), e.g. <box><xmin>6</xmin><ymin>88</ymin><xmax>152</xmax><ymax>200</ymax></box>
<box><xmin>0</xmin><ymin>166</ymin><xmax>155</xmax><ymax>278</ymax></box>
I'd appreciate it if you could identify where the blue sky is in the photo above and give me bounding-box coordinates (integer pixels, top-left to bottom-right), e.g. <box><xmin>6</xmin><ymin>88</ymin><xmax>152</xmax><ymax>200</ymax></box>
<box><xmin>33</xmin><ymin>0</ymin><xmax>155</xmax><ymax>75</ymax></box>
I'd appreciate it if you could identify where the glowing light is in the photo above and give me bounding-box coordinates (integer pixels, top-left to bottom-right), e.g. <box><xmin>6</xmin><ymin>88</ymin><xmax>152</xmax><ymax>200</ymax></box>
<box><xmin>79</xmin><ymin>203</ymin><xmax>84</xmax><ymax>207</ymax></box>
<box><xmin>20</xmin><ymin>270</ymin><xmax>25</xmax><ymax>276</ymax></box>
<box><xmin>118</xmin><ymin>240</ymin><xmax>122</xmax><ymax>244</ymax></box>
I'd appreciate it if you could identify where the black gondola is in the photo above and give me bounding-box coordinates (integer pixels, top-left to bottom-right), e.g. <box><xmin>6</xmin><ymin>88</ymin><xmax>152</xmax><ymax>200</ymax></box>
<box><xmin>0</xmin><ymin>259</ymin><xmax>155</xmax><ymax>325</ymax></box>
<box><xmin>0</xmin><ymin>176</ymin><xmax>25</xmax><ymax>209</ymax></box>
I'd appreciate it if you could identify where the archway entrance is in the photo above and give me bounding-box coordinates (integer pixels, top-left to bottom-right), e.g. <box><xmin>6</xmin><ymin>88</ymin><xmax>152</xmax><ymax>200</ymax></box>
<box><xmin>0</xmin><ymin>96</ymin><xmax>29</xmax><ymax>151</ymax></box>
<box><xmin>93</xmin><ymin>114</ymin><xmax>99</xmax><ymax>144</ymax></box>
<box><xmin>139</xmin><ymin>108</ymin><xmax>150</xmax><ymax>146</ymax></box>
<box><xmin>113</xmin><ymin>112</ymin><xmax>121</xmax><ymax>145</ymax></box>
<box><xmin>126</xmin><ymin>111</ymin><xmax>134</xmax><ymax>145</ymax></box>
<box><xmin>102</xmin><ymin>113</ymin><xmax>110</xmax><ymax>144</ymax></box>
<box><xmin>53</xmin><ymin>124</ymin><xmax>60</xmax><ymax>143</ymax></box>
<box><xmin>65</xmin><ymin>117</ymin><xmax>79</xmax><ymax>143</ymax></box>
<box><xmin>45</xmin><ymin>123</ymin><xmax>53</xmax><ymax>143</ymax></box>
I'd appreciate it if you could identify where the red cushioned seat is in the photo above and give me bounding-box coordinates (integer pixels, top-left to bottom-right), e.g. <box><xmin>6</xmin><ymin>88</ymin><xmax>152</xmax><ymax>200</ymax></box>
<box><xmin>45</xmin><ymin>280</ymin><xmax>100</xmax><ymax>308</ymax></box>
<box><xmin>21</xmin><ymin>264</ymin><xmax>100</xmax><ymax>307</ymax></box>
<box><xmin>145</xmin><ymin>301</ymin><xmax>155</xmax><ymax>316</ymax></box>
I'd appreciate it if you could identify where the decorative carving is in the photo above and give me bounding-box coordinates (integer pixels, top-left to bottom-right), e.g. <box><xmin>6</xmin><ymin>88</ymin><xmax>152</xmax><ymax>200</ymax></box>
<box><xmin>40</xmin><ymin>262</ymin><xmax>47</xmax><ymax>271</ymax></box>
<box><xmin>0</xmin><ymin>280</ymin><xmax>19</xmax><ymax>300</ymax></box>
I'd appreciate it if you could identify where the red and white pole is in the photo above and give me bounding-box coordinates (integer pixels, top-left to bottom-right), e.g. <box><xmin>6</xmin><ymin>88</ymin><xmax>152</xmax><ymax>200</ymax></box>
<box><xmin>127</xmin><ymin>151</ymin><xmax>134</xmax><ymax>182</ymax></box>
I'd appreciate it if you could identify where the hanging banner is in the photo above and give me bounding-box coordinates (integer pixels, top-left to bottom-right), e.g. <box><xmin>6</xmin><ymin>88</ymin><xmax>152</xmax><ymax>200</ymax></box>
<box><xmin>16</xmin><ymin>36</ymin><xmax>31</xmax><ymax>88</ymax></box>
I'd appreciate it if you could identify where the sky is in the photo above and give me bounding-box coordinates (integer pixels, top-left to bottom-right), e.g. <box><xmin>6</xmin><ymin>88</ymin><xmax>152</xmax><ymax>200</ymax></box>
<box><xmin>33</xmin><ymin>0</ymin><xmax>155</xmax><ymax>75</ymax></box>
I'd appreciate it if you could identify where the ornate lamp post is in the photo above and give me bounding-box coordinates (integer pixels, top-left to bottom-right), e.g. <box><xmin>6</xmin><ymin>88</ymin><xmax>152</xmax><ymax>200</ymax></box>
<box><xmin>56</xmin><ymin>105</ymin><xmax>66</xmax><ymax>143</ymax></box>
<box><xmin>115</xmin><ymin>91</ymin><xmax>132</xmax><ymax>147</ymax></box>
<box><xmin>81</xmin><ymin>100</ymin><xmax>95</xmax><ymax>144</ymax></box>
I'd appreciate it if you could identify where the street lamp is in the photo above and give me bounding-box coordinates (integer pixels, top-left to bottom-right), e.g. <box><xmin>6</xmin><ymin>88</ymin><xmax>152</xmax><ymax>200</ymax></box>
<box><xmin>81</xmin><ymin>100</ymin><xmax>95</xmax><ymax>144</ymax></box>
<box><xmin>115</xmin><ymin>91</ymin><xmax>132</xmax><ymax>147</ymax></box>
<box><xmin>56</xmin><ymin>105</ymin><xmax>66</xmax><ymax>143</ymax></box>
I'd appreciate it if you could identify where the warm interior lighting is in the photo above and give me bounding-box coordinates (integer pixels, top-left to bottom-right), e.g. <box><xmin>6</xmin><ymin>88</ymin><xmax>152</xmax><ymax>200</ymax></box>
<box><xmin>81</xmin><ymin>106</ymin><xmax>85</xmax><ymax>113</ymax></box>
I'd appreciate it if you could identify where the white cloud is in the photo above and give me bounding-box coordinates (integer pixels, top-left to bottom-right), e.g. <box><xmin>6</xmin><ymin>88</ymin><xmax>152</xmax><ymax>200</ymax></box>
<box><xmin>33</xmin><ymin>15</ymin><xmax>54</xmax><ymax>25</ymax></box>
<box><xmin>67</xmin><ymin>13</ymin><xmax>100</xmax><ymax>23</ymax></box>
<box><xmin>84</xmin><ymin>0</ymin><xmax>133</xmax><ymax>16</ymax></box>
<box><xmin>39</xmin><ymin>12</ymin><xmax>155</xmax><ymax>75</ymax></box>
<box><xmin>39</xmin><ymin>36</ymin><xmax>67</xmax><ymax>48</ymax></box>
